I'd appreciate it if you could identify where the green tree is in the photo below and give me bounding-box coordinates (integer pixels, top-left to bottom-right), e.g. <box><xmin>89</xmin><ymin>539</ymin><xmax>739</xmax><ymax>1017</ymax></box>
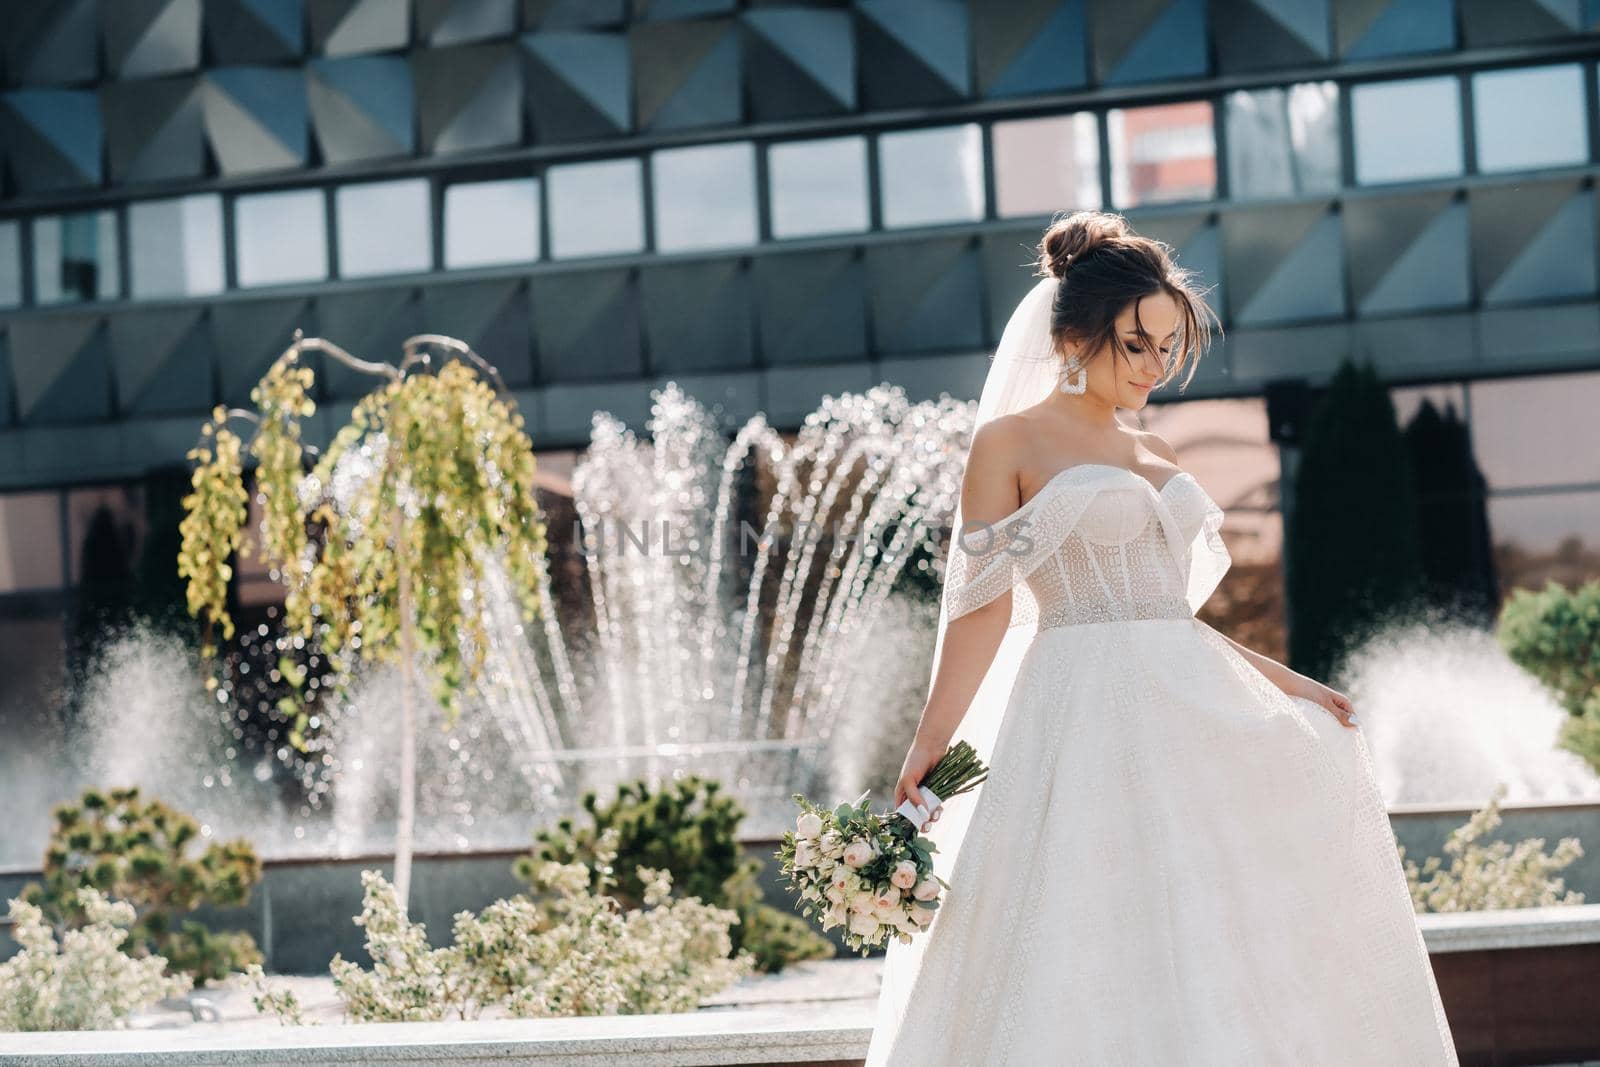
<box><xmin>178</xmin><ymin>331</ymin><xmax>549</xmax><ymax>912</ymax></box>
<box><xmin>1287</xmin><ymin>359</ymin><xmax>1424</xmax><ymax>681</ymax></box>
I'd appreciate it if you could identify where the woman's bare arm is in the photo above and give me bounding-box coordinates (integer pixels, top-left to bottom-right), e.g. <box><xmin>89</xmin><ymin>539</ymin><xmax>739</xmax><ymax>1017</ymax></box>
<box><xmin>895</xmin><ymin>421</ymin><xmax>1023</xmax><ymax>810</ymax></box>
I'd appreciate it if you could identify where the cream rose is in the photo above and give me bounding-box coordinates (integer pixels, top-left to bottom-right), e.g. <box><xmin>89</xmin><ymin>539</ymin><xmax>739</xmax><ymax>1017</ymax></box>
<box><xmin>796</xmin><ymin>811</ymin><xmax>823</xmax><ymax>839</ymax></box>
<box><xmin>848</xmin><ymin>890</ymin><xmax>876</xmax><ymax>914</ymax></box>
<box><xmin>912</xmin><ymin>878</ymin><xmax>939</xmax><ymax>902</ymax></box>
<box><xmin>909</xmin><ymin>905</ymin><xmax>935</xmax><ymax>925</ymax></box>
<box><xmin>873</xmin><ymin>885</ymin><xmax>901</xmax><ymax>911</ymax></box>
<box><xmin>793</xmin><ymin>840</ymin><xmax>817</xmax><ymax>867</ymax></box>
<box><xmin>842</xmin><ymin>840</ymin><xmax>873</xmax><ymax>868</ymax></box>
<box><xmin>890</xmin><ymin>860</ymin><xmax>918</xmax><ymax>889</ymax></box>
<box><xmin>848</xmin><ymin>911</ymin><xmax>880</xmax><ymax>938</ymax></box>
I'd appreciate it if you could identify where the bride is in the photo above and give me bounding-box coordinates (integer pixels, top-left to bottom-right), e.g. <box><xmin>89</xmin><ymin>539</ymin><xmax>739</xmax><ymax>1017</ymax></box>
<box><xmin>863</xmin><ymin>210</ymin><xmax>1458</xmax><ymax>1065</ymax></box>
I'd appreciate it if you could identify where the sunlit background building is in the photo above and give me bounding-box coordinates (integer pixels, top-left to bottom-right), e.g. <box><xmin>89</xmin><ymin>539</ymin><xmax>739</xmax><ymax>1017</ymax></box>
<box><xmin>1</xmin><ymin>0</ymin><xmax>1597</xmax><ymax>726</ymax></box>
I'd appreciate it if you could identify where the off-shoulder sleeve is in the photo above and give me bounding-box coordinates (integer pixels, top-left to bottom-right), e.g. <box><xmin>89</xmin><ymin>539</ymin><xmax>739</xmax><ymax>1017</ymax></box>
<box><xmin>941</xmin><ymin>471</ymin><xmax>1123</xmax><ymax>630</ymax></box>
<box><xmin>1183</xmin><ymin>491</ymin><xmax>1232</xmax><ymax>616</ymax></box>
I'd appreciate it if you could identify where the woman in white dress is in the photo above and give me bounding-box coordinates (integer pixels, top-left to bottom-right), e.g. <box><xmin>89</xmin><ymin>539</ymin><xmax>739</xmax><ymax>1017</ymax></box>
<box><xmin>864</xmin><ymin>211</ymin><xmax>1458</xmax><ymax>1065</ymax></box>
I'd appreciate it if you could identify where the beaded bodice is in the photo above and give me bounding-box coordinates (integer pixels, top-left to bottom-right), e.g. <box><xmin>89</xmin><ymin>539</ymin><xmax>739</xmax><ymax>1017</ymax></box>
<box><xmin>1026</xmin><ymin>471</ymin><xmax>1206</xmax><ymax>630</ymax></box>
<box><xmin>940</xmin><ymin>463</ymin><xmax>1231</xmax><ymax>633</ymax></box>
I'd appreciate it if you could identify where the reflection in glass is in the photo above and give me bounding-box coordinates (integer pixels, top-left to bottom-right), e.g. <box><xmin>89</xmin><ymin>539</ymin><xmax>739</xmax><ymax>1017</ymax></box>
<box><xmin>878</xmin><ymin>124</ymin><xmax>985</xmax><ymax>228</ymax></box>
<box><xmin>768</xmin><ymin>136</ymin><xmax>870</xmax><ymax>239</ymax></box>
<box><xmin>1351</xmin><ymin>76</ymin><xmax>1462</xmax><ymax>184</ymax></box>
<box><xmin>336</xmin><ymin>178</ymin><xmax>432</xmax><ymax>278</ymax></box>
<box><xmin>33</xmin><ymin>210</ymin><xmax>120</xmax><ymax>303</ymax></box>
<box><xmin>993</xmin><ymin>113</ymin><xmax>1101</xmax><ymax>218</ymax></box>
<box><xmin>67</xmin><ymin>486</ymin><xmax>145</xmax><ymax>585</ymax></box>
<box><xmin>1391</xmin><ymin>382</ymin><xmax>1466</xmax><ymax>428</ymax></box>
<box><xmin>653</xmin><ymin>142</ymin><xmax>758</xmax><ymax>253</ymax></box>
<box><xmin>547</xmin><ymin>158</ymin><xmax>645</xmax><ymax>259</ymax></box>
<box><xmin>1488</xmin><ymin>490</ymin><xmax>1600</xmax><ymax>595</ymax></box>
<box><xmin>1108</xmin><ymin>101</ymin><xmax>1216</xmax><ymax>208</ymax></box>
<box><xmin>235</xmin><ymin>188</ymin><xmax>329</xmax><ymax>288</ymax></box>
<box><xmin>0</xmin><ymin>222</ymin><xmax>19</xmax><ymax>308</ymax></box>
<box><xmin>0</xmin><ymin>493</ymin><xmax>65</xmax><ymax>593</ymax></box>
<box><xmin>1134</xmin><ymin>395</ymin><xmax>1286</xmax><ymax>659</ymax></box>
<box><xmin>444</xmin><ymin>177</ymin><xmax>541</xmax><ymax>268</ymax></box>
<box><xmin>1473</xmin><ymin>64</ymin><xmax>1588</xmax><ymax>173</ymax></box>
<box><xmin>129</xmin><ymin>194</ymin><xmax>225</xmax><ymax>299</ymax></box>
<box><xmin>1224</xmin><ymin>82</ymin><xmax>1340</xmax><ymax>199</ymax></box>
<box><xmin>1468</xmin><ymin>371</ymin><xmax>1600</xmax><ymax>490</ymax></box>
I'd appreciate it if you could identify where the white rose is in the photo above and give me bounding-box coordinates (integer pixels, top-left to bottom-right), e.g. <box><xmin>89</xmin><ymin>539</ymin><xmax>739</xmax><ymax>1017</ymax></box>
<box><xmin>890</xmin><ymin>860</ymin><xmax>918</xmax><ymax>889</ymax></box>
<box><xmin>848</xmin><ymin>911</ymin><xmax>880</xmax><ymax>938</ymax></box>
<box><xmin>912</xmin><ymin>878</ymin><xmax>940</xmax><ymax>902</ymax></box>
<box><xmin>830</xmin><ymin>869</ymin><xmax>850</xmax><ymax>891</ymax></box>
<box><xmin>909</xmin><ymin>905</ymin><xmax>935</xmax><ymax>925</ymax></box>
<box><xmin>842</xmin><ymin>840</ymin><xmax>873</xmax><ymax>868</ymax></box>
<box><xmin>827</xmin><ymin>903</ymin><xmax>849</xmax><ymax>927</ymax></box>
<box><xmin>848</xmin><ymin>890</ymin><xmax>876</xmax><ymax>914</ymax></box>
<box><xmin>873</xmin><ymin>885</ymin><xmax>901</xmax><ymax>911</ymax></box>
<box><xmin>820</xmin><ymin>830</ymin><xmax>841</xmax><ymax>852</ymax></box>
<box><xmin>824</xmin><ymin>884</ymin><xmax>844</xmax><ymax>904</ymax></box>
<box><xmin>793</xmin><ymin>840</ymin><xmax>817</xmax><ymax>867</ymax></box>
<box><xmin>796</xmin><ymin>811</ymin><xmax>823</xmax><ymax>839</ymax></box>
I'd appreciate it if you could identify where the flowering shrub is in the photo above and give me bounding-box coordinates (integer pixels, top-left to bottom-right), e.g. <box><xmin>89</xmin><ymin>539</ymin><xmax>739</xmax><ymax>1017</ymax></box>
<box><xmin>1402</xmin><ymin>782</ymin><xmax>1586</xmax><ymax>912</ymax></box>
<box><xmin>523</xmin><ymin>774</ymin><xmax>834</xmax><ymax>973</ymax></box>
<box><xmin>1</xmin><ymin>888</ymin><xmax>191</xmax><ymax>1031</ymax></box>
<box><xmin>250</xmin><ymin>826</ymin><xmax>754</xmax><ymax>1024</ymax></box>
<box><xmin>241</xmin><ymin>963</ymin><xmax>307</xmax><ymax>1026</ymax></box>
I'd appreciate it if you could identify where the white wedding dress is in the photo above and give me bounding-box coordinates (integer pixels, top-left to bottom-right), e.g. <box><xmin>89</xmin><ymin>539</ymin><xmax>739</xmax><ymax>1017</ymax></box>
<box><xmin>864</xmin><ymin>461</ymin><xmax>1458</xmax><ymax>1066</ymax></box>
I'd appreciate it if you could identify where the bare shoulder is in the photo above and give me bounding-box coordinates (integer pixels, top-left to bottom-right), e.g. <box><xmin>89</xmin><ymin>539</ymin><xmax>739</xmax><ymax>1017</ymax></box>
<box><xmin>960</xmin><ymin>415</ymin><xmax>1027</xmax><ymax>518</ymax></box>
<box><xmin>1137</xmin><ymin>428</ymin><xmax>1182</xmax><ymax>467</ymax></box>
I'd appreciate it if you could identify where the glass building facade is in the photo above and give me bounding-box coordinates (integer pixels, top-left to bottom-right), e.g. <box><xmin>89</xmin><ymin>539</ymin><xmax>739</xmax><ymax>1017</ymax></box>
<box><xmin>1</xmin><ymin>0</ymin><xmax>1598</xmax><ymax>694</ymax></box>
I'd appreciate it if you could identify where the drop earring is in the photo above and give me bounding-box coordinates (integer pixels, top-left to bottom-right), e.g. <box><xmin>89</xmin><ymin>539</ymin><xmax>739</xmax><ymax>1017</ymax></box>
<box><xmin>1057</xmin><ymin>354</ymin><xmax>1087</xmax><ymax>395</ymax></box>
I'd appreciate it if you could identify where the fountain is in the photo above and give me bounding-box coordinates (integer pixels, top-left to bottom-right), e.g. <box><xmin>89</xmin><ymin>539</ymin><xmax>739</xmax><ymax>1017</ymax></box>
<box><xmin>0</xmin><ymin>371</ymin><xmax>973</xmax><ymax>870</ymax></box>
<box><xmin>1337</xmin><ymin>613</ymin><xmax>1600</xmax><ymax>806</ymax></box>
<box><xmin>3</xmin><ymin>344</ymin><xmax>1598</xmax><ymax>879</ymax></box>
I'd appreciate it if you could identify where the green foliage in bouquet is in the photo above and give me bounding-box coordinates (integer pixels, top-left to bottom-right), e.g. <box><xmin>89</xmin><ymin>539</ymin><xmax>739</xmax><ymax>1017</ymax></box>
<box><xmin>17</xmin><ymin>787</ymin><xmax>262</xmax><ymax>988</ymax></box>
<box><xmin>1401</xmin><ymin>782</ymin><xmax>1585</xmax><ymax>912</ymax></box>
<box><xmin>778</xmin><ymin>792</ymin><xmax>944</xmax><ymax>956</ymax></box>
<box><xmin>518</xmin><ymin>774</ymin><xmax>835</xmax><ymax>973</ymax></box>
<box><xmin>1</xmin><ymin>887</ymin><xmax>192</xmax><ymax>1031</ymax></box>
<box><xmin>1496</xmin><ymin>579</ymin><xmax>1600</xmax><ymax>773</ymax></box>
<box><xmin>777</xmin><ymin>741</ymin><xmax>990</xmax><ymax>955</ymax></box>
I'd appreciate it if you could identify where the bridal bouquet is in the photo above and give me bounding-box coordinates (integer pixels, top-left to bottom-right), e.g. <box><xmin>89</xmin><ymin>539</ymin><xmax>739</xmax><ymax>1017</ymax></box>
<box><xmin>775</xmin><ymin>741</ymin><xmax>989</xmax><ymax>953</ymax></box>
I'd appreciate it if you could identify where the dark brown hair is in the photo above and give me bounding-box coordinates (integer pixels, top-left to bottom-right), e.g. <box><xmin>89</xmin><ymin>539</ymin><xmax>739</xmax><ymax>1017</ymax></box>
<box><xmin>1034</xmin><ymin>210</ymin><xmax>1220</xmax><ymax>393</ymax></box>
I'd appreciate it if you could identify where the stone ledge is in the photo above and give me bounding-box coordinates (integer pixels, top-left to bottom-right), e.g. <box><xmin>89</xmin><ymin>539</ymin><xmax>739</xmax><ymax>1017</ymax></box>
<box><xmin>1419</xmin><ymin>902</ymin><xmax>1600</xmax><ymax>954</ymax></box>
<box><xmin>0</xmin><ymin>1001</ymin><xmax>877</xmax><ymax>1067</ymax></box>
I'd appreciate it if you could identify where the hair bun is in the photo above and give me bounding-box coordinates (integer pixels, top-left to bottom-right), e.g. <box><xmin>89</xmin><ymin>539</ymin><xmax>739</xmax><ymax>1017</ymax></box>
<box><xmin>1037</xmin><ymin>210</ymin><xmax>1130</xmax><ymax>280</ymax></box>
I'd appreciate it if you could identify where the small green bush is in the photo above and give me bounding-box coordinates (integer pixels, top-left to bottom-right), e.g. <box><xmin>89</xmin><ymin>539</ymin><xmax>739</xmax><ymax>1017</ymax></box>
<box><xmin>521</xmin><ymin>774</ymin><xmax>835</xmax><ymax>973</ymax></box>
<box><xmin>1497</xmin><ymin>579</ymin><xmax>1600</xmax><ymax>772</ymax></box>
<box><xmin>19</xmin><ymin>786</ymin><xmax>262</xmax><ymax>986</ymax></box>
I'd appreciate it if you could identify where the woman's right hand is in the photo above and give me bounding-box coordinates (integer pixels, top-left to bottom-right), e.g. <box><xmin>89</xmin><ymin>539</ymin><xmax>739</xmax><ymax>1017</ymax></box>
<box><xmin>894</xmin><ymin>735</ymin><xmax>947</xmax><ymax>826</ymax></box>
